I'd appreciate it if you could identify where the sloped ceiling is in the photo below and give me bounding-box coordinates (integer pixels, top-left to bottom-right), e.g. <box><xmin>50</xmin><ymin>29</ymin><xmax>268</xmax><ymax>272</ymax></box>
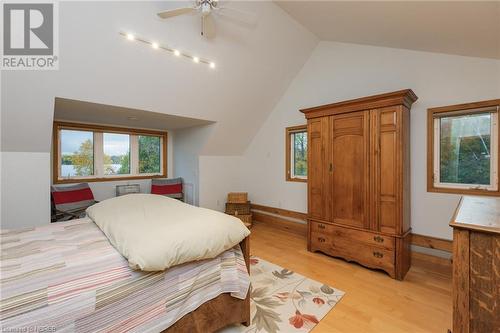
<box><xmin>54</xmin><ymin>98</ymin><xmax>214</xmax><ymax>130</ymax></box>
<box><xmin>1</xmin><ymin>1</ymin><xmax>317</xmax><ymax>155</ymax></box>
<box><xmin>276</xmin><ymin>1</ymin><xmax>500</xmax><ymax>59</ymax></box>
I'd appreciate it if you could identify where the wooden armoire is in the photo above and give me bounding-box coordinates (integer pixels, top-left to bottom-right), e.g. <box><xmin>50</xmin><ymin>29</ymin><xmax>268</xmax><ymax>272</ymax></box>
<box><xmin>301</xmin><ymin>90</ymin><xmax>417</xmax><ymax>280</ymax></box>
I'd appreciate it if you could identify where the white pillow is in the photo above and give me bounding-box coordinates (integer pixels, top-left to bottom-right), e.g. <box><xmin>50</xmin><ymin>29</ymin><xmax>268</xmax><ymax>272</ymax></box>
<box><xmin>86</xmin><ymin>194</ymin><xmax>250</xmax><ymax>271</ymax></box>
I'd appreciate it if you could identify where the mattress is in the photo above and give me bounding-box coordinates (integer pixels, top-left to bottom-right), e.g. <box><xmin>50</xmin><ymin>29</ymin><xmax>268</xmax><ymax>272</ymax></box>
<box><xmin>0</xmin><ymin>218</ymin><xmax>250</xmax><ymax>332</ymax></box>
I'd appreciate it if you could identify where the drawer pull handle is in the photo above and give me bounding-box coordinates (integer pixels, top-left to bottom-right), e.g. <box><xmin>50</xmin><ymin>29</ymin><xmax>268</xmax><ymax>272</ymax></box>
<box><xmin>318</xmin><ymin>224</ymin><xmax>325</xmax><ymax>229</ymax></box>
<box><xmin>373</xmin><ymin>236</ymin><xmax>384</xmax><ymax>243</ymax></box>
<box><xmin>318</xmin><ymin>237</ymin><xmax>326</xmax><ymax>243</ymax></box>
<box><xmin>373</xmin><ymin>251</ymin><xmax>383</xmax><ymax>258</ymax></box>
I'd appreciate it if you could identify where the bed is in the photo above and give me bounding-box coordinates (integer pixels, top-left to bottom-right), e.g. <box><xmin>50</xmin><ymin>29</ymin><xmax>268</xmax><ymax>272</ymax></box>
<box><xmin>0</xmin><ymin>195</ymin><xmax>251</xmax><ymax>333</ymax></box>
<box><xmin>166</xmin><ymin>236</ymin><xmax>250</xmax><ymax>333</ymax></box>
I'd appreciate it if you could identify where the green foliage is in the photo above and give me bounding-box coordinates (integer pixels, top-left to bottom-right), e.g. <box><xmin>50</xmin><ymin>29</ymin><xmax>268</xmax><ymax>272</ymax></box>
<box><xmin>293</xmin><ymin>132</ymin><xmax>307</xmax><ymax>177</ymax></box>
<box><xmin>110</xmin><ymin>155</ymin><xmax>122</xmax><ymax>164</ymax></box>
<box><xmin>65</xmin><ymin>135</ymin><xmax>160</xmax><ymax>177</ymax></box>
<box><xmin>439</xmin><ymin>114</ymin><xmax>491</xmax><ymax>185</ymax></box>
<box><xmin>118</xmin><ymin>153</ymin><xmax>130</xmax><ymax>174</ymax></box>
<box><xmin>139</xmin><ymin>136</ymin><xmax>161</xmax><ymax>173</ymax></box>
<box><xmin>103</xmin><ymin>154</ymin><xmax>114</xmax><ymax>175</ymax></box>
<box><xmin>61</xmin><ymin>154</ymin><xmax>73</xmax><ymax>165</ymax></box>
<box><xmin>101</xmin><ymin>153</ymin><xmax>130</xmax><ymax>175</ymax></box>
<box><xmin>72</xmin><ymin>139</ymin><xmax>94</xmax><ymax>176</ymax></box>
<box><xmin>440</xmin><ymin>135</ymin><xmax>491</xmax><ymax>185</ymax></box>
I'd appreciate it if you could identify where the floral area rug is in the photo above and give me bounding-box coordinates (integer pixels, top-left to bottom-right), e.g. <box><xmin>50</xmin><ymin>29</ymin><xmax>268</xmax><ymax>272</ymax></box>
<box><xmin>221</xmin><ymin>257</ymin><xmax>345</xmax><ymax>333</ymax></box>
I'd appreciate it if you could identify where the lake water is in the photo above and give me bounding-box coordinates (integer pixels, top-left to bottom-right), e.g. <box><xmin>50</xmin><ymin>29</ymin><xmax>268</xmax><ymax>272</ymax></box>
<box><xmin>61</xmin><ymin>164</ymin><xmax>121</xmax><ymax>177</ymax></box>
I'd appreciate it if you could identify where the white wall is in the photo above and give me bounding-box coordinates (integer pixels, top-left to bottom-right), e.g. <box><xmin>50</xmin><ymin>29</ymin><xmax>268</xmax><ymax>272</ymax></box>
<box><xmin>1</xmin><ymin>1</ymin><xmax>317</xmax><ymax>229</ymax></box>
<box><xmin>173</xmin><ymin>124</ymin><xmax>215</xmax><ymax>206</ymax></box>
<box><xmin>1</xmin><ymin>153</ymin><xmax>51</xmax><ymax>229</ymax></box>
<box><xmin>237</xmin><ymin>41</ymin><xmax>500</xmax><ymax>240</ymax></box>
<box><xmin>199</xmin><ymin>155</ymin><xmax>245</xmax><ymax>212</ymax></box>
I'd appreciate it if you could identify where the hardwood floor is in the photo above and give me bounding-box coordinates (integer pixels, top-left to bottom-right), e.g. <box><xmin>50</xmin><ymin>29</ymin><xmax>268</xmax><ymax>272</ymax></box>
<box><xmin>249</xmin><ymin>221</ymin><xmax>452</xmax><ymax>333</ymax></box>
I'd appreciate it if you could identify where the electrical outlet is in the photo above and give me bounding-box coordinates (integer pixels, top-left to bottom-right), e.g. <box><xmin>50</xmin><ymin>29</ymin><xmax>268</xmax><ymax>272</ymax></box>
<box><xmin>216</xmin><ymin>200</ymin><xmax>220</xmax><ymax>207</ymax></box>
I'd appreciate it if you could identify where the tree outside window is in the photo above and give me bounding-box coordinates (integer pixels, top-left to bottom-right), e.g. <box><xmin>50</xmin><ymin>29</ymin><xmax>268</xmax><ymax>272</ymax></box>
<box><xmin>286</xmin><ymin>125</ymin><xmax>307</xmax><ymax>182</ymax></box>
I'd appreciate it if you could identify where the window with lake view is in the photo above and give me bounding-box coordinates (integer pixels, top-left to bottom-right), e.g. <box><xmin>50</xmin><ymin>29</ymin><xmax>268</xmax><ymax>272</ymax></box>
<box><xmin>60</xmin><ymin>129</ymin><xmax>94</xmax><ymax>177</ymax></box>
<box><xmin>103</xmin><ymin>133</ymin><xmax>130</xmax><ymax>175</ymax></box>
<box><xmin>55</xmin><ymin>123</ymin><xmax>167</xmax><ymax>183</ymax></box>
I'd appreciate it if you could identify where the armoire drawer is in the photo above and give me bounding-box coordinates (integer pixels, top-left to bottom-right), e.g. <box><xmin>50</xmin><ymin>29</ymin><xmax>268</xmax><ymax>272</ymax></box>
<box><xmin>310</xmin><ymin>231</ymin><xmax>334</xmax><ymax>252</ymax></box>
<box><xmin>310</xmin><ymin>221</ymin><xmax>395</xmax><ymax>250</ymax></box>
<box><xmin>310</xmin><ymin>231</ymin><xmax>395</xmax><ymax>273</ymax></box>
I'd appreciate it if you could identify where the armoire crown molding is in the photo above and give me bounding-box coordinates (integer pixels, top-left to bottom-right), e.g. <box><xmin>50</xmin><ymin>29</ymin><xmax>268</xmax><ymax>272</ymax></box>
<box><xmin>300</xmin><ymin>89</ymin><xmax>418</xmax><ymax>119</ymax></box>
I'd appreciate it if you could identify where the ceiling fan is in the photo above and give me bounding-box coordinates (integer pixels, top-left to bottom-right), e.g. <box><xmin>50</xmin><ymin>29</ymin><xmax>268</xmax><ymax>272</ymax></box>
<box><xmin>157</xmin><ymin>0</ymin><xmax>256</xmax><ymax>38</ymax></box>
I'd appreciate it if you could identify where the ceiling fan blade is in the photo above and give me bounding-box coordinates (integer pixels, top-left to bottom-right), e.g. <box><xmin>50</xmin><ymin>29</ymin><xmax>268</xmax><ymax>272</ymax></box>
<box><xmin>202</xmin><ymin>14</ymin><xmax>216</xmax><ymax>39</ymax></box>
<box><xmin>157</xmin><ymin>7</ymin><xmax>197</xmax><ymax>19</ymax></box>
<box><xmin>215</xmin><ymin>6</ymin><xmax>258</xmax><ymax>26</ymax></box>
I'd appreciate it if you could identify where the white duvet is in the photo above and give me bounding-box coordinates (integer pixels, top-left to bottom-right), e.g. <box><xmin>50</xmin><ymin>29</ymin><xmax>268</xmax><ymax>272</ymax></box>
<box><xmin>86</xmin><ymin>194</ymin><xmax>250</xmax><ymax>271</ymax></box>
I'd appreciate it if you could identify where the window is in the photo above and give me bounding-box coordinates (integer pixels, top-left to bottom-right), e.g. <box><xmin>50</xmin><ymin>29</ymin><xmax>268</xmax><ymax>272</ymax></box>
<box><xmin>139</xmin><ymin>135</ymin><xmax>161</xmax><ymax>174</ymax></box>
<box><xmin>428</xmin><ymin>100</ymin><xmax>499</xmax><ymax>196</ymax></box>
<box><xmin>54</xmin><ymin>122</ymin><xmax>167</xmax><ymax>183</ymax></box>
<box><xmin>60</xmin><ymin>129</ymin><xmax>94</xmax><ymax>177</ymax></box>
<box><xmin>103</xmin><ymin>133</ymin><xmax>130</xmax><ymax>175</ymax></box>
<box><xmin>286</xmin><ymin>125</ymin><xmax>307</xmax><ymax>182</ymax></box>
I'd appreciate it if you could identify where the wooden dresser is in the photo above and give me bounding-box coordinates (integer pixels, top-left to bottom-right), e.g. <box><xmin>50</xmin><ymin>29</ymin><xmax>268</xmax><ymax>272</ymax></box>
<box><xmin>450</xmin><ymin>196</ymin><xmax>500</xmax><ymax>333</ymax></box>
<box><xmin>301</xmin><ymin>90</ymin><xmax>418</xmax><ymax>280</ymax></box>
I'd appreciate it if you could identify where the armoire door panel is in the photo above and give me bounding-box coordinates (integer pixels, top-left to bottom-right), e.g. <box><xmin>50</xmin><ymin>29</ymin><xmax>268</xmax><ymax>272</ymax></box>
<box><xmin>380</xmin><ymin>200</ymin><xmax>397</xmax><ymax>234</ymax></box>
<box><xmin>332</xmin><ymin>116</ymin><xmax>364</xmax><ymax>132</ymax></box>
<box><xmin>374</xmin><ymin>107</ymin><xmax>400</xmax><ymax>234</ymax></box>
<box><xmin>380</xmin><ymin>131</ymin><xmax>396</xmax><ymax>196</ymax></box>
<box><xmin>332</xmin><ymin>137</ymin><xmax>365</xmax><ymax>225</ymax></box>
<box><xmin>380</xmin><ymin>110</ymin><xmax>397</xmax><ymax>126</ymax></box>
<box><xmin>331</xmin><ymin>111</ymin><xmax>369</xmax><ymax>229</ymax></box>
<box><xmin>308</xmin><ymin>118</ymin><xmax>331</xmax><ymax>221</ymax></box>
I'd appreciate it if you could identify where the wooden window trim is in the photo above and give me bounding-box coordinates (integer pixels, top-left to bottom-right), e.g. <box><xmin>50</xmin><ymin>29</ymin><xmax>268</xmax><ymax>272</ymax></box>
<box><xmin>286</xmin><ymin>125</ymin><xmax>307</xmax><ymax>183</ymax></box>
<box><xmin>53</xmin><ymin>121</ymin><xmax>168</xmax><ymax>184</ymax></box>
<box><xmin>427</xmin><ymin>99</ymin><xmax>500</xmax><ymax>196</ymax></box>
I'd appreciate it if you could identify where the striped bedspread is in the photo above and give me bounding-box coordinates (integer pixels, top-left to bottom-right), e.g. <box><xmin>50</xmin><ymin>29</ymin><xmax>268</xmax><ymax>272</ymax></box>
<box><xmin>0</xmin><ymin>218</ymin><xmax>250</xmax><ymax>332</ymax></box>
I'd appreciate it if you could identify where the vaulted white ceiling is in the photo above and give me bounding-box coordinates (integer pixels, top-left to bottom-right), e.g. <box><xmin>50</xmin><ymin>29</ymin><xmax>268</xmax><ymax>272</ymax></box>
<box><xmin>3</xmin><ymin>1</ymin><xmax>499</xmax><ymax>157</ymax></box>
<box><xmin>1</xmin><ymin>1</ymin><xmax>317</xmax><ymax>155</ymax></box>
<box><xmin>276</xmin><ymin>1</ymin><xmax>500</xmax><ymax>59</ymax></box>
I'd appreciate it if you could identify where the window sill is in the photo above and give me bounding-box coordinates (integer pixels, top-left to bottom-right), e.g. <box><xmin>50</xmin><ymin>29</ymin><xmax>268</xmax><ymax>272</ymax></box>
<box><xmin>54</xmin><ymin>174</ymin><xmax>167</xmax><ymax>184</ymax></box>
<box><xmin>427</xmin><ymin>185</ymin><xmax>500</xmax><ymax>197</ymax></box>
<box><xmin>286</xmin><ymin>177</ymin><xmax>307</xmax><ymax>183</ymax></box>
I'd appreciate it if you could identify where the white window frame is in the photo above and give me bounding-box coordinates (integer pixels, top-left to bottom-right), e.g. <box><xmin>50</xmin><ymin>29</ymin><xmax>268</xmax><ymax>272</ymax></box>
<box><xmin>433</xmin><ymin>110</ymin><xmax>498</xmax><ymax>191</ymax></box>
<box><xmin>55</xmin><ymin>123</ymin><xmax>166</xmax><ymax>183</ymax></box>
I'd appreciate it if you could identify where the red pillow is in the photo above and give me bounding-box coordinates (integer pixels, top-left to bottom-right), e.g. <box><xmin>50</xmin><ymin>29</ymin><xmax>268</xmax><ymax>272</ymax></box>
<box><xmin>151</xmin><ymin>183</ymin><xmax>182</xmax><ymax>195</ymax></box>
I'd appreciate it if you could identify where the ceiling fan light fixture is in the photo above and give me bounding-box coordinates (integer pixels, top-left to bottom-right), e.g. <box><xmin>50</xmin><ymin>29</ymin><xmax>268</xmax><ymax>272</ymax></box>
<box><xmin>156</xmin><ymin>1</ymin><xmax>257</xmax><ymax>38</ymax></box>
<box><xmin>151</xmin><ymin>42</ymin><xmax>159</xmax><ymax>49</ymax></box>
<box><xmin>126</xmin><ymin>33</ymin><xmax>135</xmax><ymax>41</ymax></box>
<box><xmin>174</xmin><ymin>49</ymin><xmax>181</xmax><ymax>56</ymax></box>
<box><xmin>193</xmin><ymin>56</ymin><xmax>200</xmax><ymax>63</ymax></box>
<box><xmin>210</xmin><ymin>62</ymin><xmax>215</xmax><ymax>69</ymax></box>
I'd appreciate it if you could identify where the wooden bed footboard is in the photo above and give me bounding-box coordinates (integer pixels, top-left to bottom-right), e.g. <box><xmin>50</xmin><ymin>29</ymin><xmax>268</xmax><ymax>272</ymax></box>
<box><xmin>164</xmin><ymin>236</ymin><xmax>251</xmax><ymax>332</ymax></box>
